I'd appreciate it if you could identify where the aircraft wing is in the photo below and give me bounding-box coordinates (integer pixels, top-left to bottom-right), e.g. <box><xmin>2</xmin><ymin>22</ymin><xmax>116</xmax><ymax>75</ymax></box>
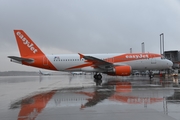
<box><xmin>8</xmin><ymin>56</ymin><xmax>34</xmax><ymax>63</ymax></box>
<box><xmin>78</xmin><ymin>53</ymin><xmax>114</xmax><ymax>70</ymax></box>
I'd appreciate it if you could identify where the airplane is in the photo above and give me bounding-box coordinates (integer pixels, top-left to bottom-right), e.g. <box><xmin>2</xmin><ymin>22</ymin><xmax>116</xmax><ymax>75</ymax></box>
<box><xmin>8</xmin><ymin>30</ymin><xmax>173</xmax><ymax>85</ymax></box>
<box><xmin>39</xmin><ymin>70</ymin><xmax>51</xmax><ymax>75</ymax></box>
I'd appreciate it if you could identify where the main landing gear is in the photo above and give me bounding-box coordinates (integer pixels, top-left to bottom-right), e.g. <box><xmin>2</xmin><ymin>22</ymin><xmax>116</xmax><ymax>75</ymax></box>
<box><xmin>94</xmin><ymin>73</ymin><xmax>102</xmax><ymax>86</ymax></box>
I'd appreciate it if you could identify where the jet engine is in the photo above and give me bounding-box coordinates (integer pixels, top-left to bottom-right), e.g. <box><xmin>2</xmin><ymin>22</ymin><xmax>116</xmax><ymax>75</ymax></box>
<box><xmin>114</xmin><ymin>66</ymin><xmax>131</xmax><ymax>76</ymax></box>
<box><xmin>107</xmin><ymin>65</ymin><xmax>131</xmax><ymax>76</ymax></box>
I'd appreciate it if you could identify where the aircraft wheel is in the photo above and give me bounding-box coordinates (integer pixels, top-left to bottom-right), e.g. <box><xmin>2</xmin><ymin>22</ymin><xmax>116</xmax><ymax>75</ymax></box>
<box><xmin>95</xmin><ymin>79</ymin><xmax>102</xmax><ymax>86</ymax></box>
<box><xmin>94</xmin><ymin>74</ymin><xmax>98</xmax><ymax>79</ymax></box>
<box><xmin>94</xmin><ymin>73</ymin><xmax>102</xmax><ymax>79</ymax></box>
<box><xmin>94</xmin><ymin>73</ymin><xmax>102</xmax><ymax>86</ymax></box>
<box><xmin>97</xmin><ymin>74</ymin><xmax>102</xmax><ymax>80</ymax></box>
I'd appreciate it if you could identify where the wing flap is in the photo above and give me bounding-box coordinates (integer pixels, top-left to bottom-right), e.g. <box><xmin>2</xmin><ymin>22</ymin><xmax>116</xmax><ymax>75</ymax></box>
<box><xmin>78</xmin><ymin>53</ymin><xmax>111</xmax><ymax>65</ymax></box>
<box><xmin>78</xmin><ymin>53</ymin><xmax>114</xmax><ymax>71</ymax></box>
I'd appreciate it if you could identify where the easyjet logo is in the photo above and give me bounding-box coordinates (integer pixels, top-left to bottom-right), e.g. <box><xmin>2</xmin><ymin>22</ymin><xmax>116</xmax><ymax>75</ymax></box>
<box><xmin>125</xmin><ymin>54</ymin><xmax>148</xmax><ymax>59</ymax></box>
<box><xmin>16</xmin><ymin>31</ymin><xmax>38</xmax><ymax>54</ymax></box>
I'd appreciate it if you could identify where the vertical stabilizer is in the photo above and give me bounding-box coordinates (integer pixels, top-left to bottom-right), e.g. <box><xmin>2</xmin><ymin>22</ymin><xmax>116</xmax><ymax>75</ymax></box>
<box><xmin>14</xmin><ymin>30</ymin><xmax>44</xmax><ymax>57</ymax></box>
<box><xmin>13</xmin><ymin>30</ymin><xmax>57</xmax><ymax>71</ymax></box>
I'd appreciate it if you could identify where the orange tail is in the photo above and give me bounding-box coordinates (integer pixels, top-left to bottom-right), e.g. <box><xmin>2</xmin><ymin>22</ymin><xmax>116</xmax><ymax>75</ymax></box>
<box><xmin>13</xmin><ymin>30</ymin><xmax>57</xmax><ymax>71</ymax></box>
<box><xmin>14</xmin><ymin>30</ymin><xmax>44</xmax><ymax>57</ymax></box>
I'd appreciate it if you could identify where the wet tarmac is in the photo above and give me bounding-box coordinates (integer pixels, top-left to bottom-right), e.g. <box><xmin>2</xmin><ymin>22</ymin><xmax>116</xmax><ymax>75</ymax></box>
<box><xmin>0</xmin><ymin>74</ymin><xmax>180</xmax><ymax>120</ymax></box>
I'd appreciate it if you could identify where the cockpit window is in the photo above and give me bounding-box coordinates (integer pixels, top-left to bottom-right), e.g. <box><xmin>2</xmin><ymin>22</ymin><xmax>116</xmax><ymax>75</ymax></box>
<box><xmin>161</xmin><ymin>55</ymin><xmax>165</xmax><ymax>59</ymax></box>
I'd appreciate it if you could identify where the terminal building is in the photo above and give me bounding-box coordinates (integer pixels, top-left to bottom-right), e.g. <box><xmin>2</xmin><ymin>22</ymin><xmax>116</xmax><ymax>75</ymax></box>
<box><xmin>164</xmin><ymin>50</ymin><xmax>180</xmax><ymax>69</ymax></box>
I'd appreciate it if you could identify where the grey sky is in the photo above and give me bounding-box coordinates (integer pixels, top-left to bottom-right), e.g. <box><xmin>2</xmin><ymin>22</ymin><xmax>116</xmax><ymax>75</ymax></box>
<box><xmin>0</xmin><ymin>0</ymin><xmax>180</xmax><ymax>71</ymax></box>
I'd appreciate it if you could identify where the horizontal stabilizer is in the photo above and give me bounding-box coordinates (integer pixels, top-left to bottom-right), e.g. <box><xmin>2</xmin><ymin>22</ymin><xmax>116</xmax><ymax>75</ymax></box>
<box><xmin>8</xmin><ymin>56</ymin><xmax>34</xmax><ymax>63</ymax></box>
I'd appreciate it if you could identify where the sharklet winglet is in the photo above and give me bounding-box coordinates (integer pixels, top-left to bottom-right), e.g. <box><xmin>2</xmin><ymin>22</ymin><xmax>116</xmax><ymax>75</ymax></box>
<box><xmin>78</xmin><ymin>53</ymin><xmax>84</xmax><ymax>59</ymax></box>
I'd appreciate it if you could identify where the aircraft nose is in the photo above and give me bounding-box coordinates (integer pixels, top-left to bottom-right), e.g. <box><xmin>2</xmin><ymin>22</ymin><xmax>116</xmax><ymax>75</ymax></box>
<box><xmin>167</xmin><ymin>60</ymin><xmax>173</xmax><ymax>68</ymax></box>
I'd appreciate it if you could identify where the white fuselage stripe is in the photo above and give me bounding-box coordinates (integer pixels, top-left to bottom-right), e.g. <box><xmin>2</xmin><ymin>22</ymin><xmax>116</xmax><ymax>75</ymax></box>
<box><xmin>44</xmin><ymin>53</ymin><xmax>172</xmax><ymax>72</ymax></box>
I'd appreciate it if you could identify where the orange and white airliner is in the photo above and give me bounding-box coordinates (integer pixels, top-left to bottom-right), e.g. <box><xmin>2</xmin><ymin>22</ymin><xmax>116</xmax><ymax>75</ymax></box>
<box><xmin>8</xmin><ymin>30</ymin><xmax>173</xmax><ymax>83</ymax></box>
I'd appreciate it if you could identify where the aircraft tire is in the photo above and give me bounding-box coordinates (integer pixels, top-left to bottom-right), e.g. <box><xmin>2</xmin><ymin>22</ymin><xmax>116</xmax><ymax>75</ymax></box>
<box><xmin>95</xmin><ymin>79</ymin><xmax>102</xmax><ymax>86</ymax></box>
<box><xmin>97</xmin><ymin>74</ymin><xmax>102</xmax><ymax>80</ymax></box>
<box><xmin>94</xmin><ymin>73</ymin><xmax>102</xmax><ymax>80</ymax></box>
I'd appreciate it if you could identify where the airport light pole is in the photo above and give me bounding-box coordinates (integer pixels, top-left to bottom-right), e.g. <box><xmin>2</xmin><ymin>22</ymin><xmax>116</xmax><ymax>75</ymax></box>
<box><xmin>162</xmin><ymin>33</ymin><xmax>164</xmax><ymax>56</ymax></box>
<box><xmin>130</xmin><ymin>48</ymin><xmax>132</xmax><ymax>53</ymax></box>
<box><xmin>160</xmin><ymin>33</ymin><xmax>164</xmax><ymax>56</ymax></box>
<box><xmin>141</xmin><ymin>42</ymin><xmax>145</xmax><ymax>53</ymax></box>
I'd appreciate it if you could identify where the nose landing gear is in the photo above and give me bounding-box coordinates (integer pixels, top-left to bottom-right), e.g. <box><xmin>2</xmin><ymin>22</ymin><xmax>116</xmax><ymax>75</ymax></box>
<box><xmin>149</xmin><ymin>71</ymin><xmax>154</xmax><ymax>80</ymax></box>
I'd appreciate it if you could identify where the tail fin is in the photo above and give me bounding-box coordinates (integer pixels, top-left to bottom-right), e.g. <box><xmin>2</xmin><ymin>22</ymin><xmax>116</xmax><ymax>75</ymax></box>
<box><xmin>14</xmin><ymin>30</ymin><xmax>45</xmax><ymax>57</ymax></box>
<box><xmin>12</xmin><ymin>30</ymin><xmax>57</xmax><ymax>71</ymax></box>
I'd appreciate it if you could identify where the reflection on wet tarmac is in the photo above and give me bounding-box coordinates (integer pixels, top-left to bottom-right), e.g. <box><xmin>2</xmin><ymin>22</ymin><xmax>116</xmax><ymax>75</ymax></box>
<box><xmin>9</xmin><ymin>81</ymin><xmax>178</xmax><ymax>119</ymax></box>
<box><xmin>1</xmin><ymin>75</ymin><xmax>180</xmax><ymax>120</ymax></box>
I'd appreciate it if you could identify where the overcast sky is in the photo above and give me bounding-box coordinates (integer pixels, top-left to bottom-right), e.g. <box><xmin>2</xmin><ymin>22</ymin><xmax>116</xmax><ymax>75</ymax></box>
<box><xmin>0</xmin><ymin>0</ymin><xmax>180</xmax><ymax>71</ymax></box>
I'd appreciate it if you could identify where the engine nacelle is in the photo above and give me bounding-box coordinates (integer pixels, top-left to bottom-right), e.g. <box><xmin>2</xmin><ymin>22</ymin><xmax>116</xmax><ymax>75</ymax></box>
<box><xmin>112</xmin><ymin>66</ymin><xmax>132</xmax><ymax>76</ymax></box>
